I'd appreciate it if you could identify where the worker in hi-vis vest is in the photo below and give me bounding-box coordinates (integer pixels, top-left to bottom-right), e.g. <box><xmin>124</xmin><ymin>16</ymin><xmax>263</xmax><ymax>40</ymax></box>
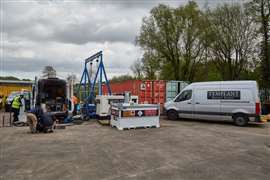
<box><xmin>11</xmin><ymin>95</ymin><xmax>23</xmax><ymax>123</ymax></box>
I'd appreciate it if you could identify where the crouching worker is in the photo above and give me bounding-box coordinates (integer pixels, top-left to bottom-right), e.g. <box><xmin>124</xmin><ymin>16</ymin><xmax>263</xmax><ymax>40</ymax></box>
<box><xmin>27</xmin><ymin>106</ymin><xmax>43</xmax><ymax>133</ymax></box>
<box><xmin>37</xmin><ymin>107</ymin><xmax>57</xmax><ymax>133</ymax></box>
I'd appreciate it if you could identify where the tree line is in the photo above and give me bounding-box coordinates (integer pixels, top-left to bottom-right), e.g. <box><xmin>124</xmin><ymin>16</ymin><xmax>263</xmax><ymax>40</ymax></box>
<box><xmin>0</xmin><ymin>76</ymin><xmax>32</xmax><ymax>81</ymax></box>
<box><xmin>131</xmin><ymin>0</ymin><xmax>269</xmax><ymax>96</ymax></box>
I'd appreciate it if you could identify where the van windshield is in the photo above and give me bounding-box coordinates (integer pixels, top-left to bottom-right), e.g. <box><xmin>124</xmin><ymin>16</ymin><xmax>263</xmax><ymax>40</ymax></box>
<box><xmin>175</xmin><ymin>90</ymin><xmax>192</xmax><ymax>102</ymax></box>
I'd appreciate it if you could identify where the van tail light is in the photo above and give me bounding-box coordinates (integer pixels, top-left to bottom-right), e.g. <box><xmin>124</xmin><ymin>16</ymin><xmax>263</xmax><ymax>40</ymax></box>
<box><xmin>255</xmin><ymin>102</ymin><xmax>261</xmax><ymax>115</ymax></box>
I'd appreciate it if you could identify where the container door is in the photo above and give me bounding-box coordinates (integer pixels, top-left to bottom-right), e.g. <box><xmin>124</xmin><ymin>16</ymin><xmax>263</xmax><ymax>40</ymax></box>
<box><xmin>174</xmin><ymin>89</ymin><xmax>193</xmax><ymax>119</ymax></box>
<box><xmin>153</xmin><ymin>81</ymin><xmax>165</xmax><ymax>113</ymax></box>
<box><xmin>141</xmin><ymin>81</ymin><xmax>152</xmax><ymax>104</ymax></box>
<box><xmin>166</xmin><ymin>81</ymin><xmax>178</xmax><ymax>102</ymax></box>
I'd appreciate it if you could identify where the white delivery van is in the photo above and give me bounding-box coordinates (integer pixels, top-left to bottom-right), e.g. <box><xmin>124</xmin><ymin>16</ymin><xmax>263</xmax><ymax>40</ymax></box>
<box><xmin>164</xmin><ymin>81</ymin><xmax>262</xmax><ymax>126</ymax></box>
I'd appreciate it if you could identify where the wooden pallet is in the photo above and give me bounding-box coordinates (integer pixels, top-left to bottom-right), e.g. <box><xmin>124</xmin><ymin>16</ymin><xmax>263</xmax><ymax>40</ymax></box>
<box><xmin>111</xmin><ymin>125</ymin><xmax>159</xmax><ymax>130</ymax></box>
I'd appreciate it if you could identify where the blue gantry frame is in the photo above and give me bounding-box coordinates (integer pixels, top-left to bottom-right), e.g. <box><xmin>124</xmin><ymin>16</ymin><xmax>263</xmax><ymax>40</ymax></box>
<box><xmin>77</xmin><ymin>51</ymin><xmax>112</xmax><ymax>103</ymax></box>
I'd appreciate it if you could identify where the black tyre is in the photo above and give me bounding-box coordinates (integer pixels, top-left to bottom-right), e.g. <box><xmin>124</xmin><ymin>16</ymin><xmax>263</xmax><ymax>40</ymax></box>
<box><xmin>233</xmin><ymin>114</ymin><xmax>248</xmax><ymax>126</ymax></box>
<box><xmin>167</xmin><ymin>110</ymin><xmax>178</xmax><ymax>120</ymax></box>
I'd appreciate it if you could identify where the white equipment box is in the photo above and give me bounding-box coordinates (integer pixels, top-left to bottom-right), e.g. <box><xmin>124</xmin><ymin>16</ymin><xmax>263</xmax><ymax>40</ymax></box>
<box><xmin>110</xmin><ymin>103</ymin><xmax>160</xmax><ymax>130</ymax></box>
<box><xmin>96</xmin><ymin>95</ymin><xmax>138</xmax><ymax>118</ymax></box>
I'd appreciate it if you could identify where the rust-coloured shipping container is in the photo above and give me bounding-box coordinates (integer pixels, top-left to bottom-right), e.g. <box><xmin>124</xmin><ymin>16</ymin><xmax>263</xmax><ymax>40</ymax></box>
<box><xmin>152</xmin><ymin>80</ymin><xmax>166</xmax><ymax>112</ymax></box>
<box><xmin>103</xmin><ymin>80</ymin><xmax>166</xmax><ymax>112</ymax></box>
<box><xmin>102</xmin><ymin>80</ymin><xmax>141</xmax><ymax>96</ymax></box>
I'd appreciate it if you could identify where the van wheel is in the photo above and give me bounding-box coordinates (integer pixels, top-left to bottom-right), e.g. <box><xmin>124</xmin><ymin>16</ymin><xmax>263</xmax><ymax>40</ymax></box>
<box><xmin>167</xmin><ymin>110</ymin><xmax>178</xmax><ymax>120</ymax></box>
<box><xmin>233</xmin><ymin>114</ymin><xmax>248</xmax><ymax>127</ymax></box>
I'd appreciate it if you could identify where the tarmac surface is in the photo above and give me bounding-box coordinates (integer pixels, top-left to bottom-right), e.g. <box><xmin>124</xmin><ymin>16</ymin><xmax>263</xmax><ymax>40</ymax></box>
<box><xmin>0</xmin><ymin>112</ymin><xmax>269</xmax><ymax>180</ymax></box>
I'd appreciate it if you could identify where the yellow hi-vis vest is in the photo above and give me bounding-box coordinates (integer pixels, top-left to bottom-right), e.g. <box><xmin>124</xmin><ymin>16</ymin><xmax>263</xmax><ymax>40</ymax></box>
<box><xmin>12</xmin><ymin>96</ymin><xmax>21</xmax><ymax>109</ymax></box>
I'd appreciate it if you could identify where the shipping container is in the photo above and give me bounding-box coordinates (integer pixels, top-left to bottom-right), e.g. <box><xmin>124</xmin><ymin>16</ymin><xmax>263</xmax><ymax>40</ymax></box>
<box><xmin>152</xmin><ymin>80</ymin><xmax>166</xmax><ymax>112</ymax></box>
<box><xmin>139</xmin><ymin>80</ymin><xmax>153</xmax><ymax>104</ymax></box>
<box><xmin>103</xmin><ymin>80</ymin><xmax>166</xmax><ymax>112</ymax></box>
<box><xmin>166</xmin><ymin>81</ymin><xmax>189</xmax><ymax>102</ymax></box>
<box><xmin>103</xmin><ymin>80</ymin><xmax>189</xmax><ymax>108</ymax></box>
<box><xmin>102</xmin><ymin>80</ymin><xmax>141</xmax><ymax>96</ymax></box>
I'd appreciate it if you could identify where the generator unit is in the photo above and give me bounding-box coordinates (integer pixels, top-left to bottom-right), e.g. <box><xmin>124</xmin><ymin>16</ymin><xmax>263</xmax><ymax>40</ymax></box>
<box><xmin>95</xmin><ymin>95</ymin><xmax>138</xmax><ymax>119</ymax></box>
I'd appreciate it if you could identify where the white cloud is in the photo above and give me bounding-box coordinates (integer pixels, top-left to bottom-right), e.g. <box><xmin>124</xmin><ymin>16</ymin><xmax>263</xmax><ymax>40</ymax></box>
<box><xmin>1</xmin><ymin>0</ymin><xmax>148</xmax><ymax>79</ymax></box>
<box><xmin>1</xmin><ymin>0</ymin><xmax>243</xmax><ymax>79</ymax></box>
<box><xmin>2</xmin><ymin>39</ymin><xmax>142</xmax><ymax>79</ymax></box>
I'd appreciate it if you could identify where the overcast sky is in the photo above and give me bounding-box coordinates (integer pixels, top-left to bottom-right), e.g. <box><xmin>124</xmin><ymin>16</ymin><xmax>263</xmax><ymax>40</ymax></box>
<box><xmin>0</xmin><ymin>0</ymin><xmax>244</xmax><ymax>81</ymax></box>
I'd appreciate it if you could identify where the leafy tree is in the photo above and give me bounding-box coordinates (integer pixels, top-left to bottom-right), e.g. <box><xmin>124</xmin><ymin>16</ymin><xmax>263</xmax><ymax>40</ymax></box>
<box><xmin>246</xmin><ymin>0</ymin><xmax>270</xmax><ymax>100</ymax></box>
<box><xmin>159</xmin><ymin>62</ymin><xmax>175</xmax><ymax>80</ymax></box>
<box><xmin>110</xmin><ymin>75</ymin><xmax>134</xmax><ymax>83</ymax></box>
<box><xmin>0</xmin><ymin>76</ymin><xmax>20</xmax><ymax>81</ymax></box>
<box><xmin>206</xmin><ymin>3</ymin><xmax>257</xmax><ymax>80</ymax></box>
<box><xmin>134</xmin><ymin>1</ymin><xmax>263</xmax><ymax>86</ymax></box>
<box><xmin>141</xmin><ymin>50</ymin><xmax>161</xmax><ymax>79</ymax></box>
<box><xmin>21</xmin><ymin>79</ymin><xmax>32</xmax><ymax>81</ymax></box>
<box><xmin>193</xmin><ymin>62</ymin><xmax>222</xmax><ymax>82</ymax></box>
<box><xmin>136</xmin><ymin>1</ymin><xmax>207</xmax><ymax>81</ymax></box>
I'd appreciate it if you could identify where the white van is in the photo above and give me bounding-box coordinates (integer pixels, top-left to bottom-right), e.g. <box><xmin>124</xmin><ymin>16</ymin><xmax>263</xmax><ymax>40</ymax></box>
<box><xmin>164</xmin><ymin>81</ymin><xmax>262</xmax><ymax>126</ymax></box>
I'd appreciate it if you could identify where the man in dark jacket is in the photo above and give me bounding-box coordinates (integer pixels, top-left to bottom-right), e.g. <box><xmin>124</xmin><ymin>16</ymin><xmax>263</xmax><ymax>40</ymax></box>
<box><xmin>36</xmin><ymin>106</ymin><xmax>57</xmax><ymax>133</ymax></box>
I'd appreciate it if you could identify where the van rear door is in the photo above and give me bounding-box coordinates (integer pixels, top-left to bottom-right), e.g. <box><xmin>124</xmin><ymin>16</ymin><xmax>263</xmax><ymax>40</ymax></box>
<box><xmin>193</xmin><ymin>88</ymin><xmax>221</xmax><ymax>120</ymax></box>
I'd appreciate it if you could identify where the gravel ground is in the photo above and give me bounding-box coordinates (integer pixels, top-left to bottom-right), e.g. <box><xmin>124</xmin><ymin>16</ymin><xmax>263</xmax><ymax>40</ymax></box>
<box><xmin>0</xmin><ymin>113</ymin><xmax>269</xmax><ymax>180</ymax></box>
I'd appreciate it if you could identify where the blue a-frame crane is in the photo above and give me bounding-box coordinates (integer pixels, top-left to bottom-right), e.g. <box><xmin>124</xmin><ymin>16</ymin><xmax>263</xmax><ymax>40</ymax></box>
<box><xmin>77</xmin><ymin>51</ymin><xmax>112</xmax><ymax>110</ymax></box>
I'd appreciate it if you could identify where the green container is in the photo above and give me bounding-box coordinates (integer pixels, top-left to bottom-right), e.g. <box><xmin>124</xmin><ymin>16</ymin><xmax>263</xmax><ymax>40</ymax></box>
<box><xmin>166</xmin><ymin>81</ymin><xmax>189</xmax><ymax>102</ymax></box>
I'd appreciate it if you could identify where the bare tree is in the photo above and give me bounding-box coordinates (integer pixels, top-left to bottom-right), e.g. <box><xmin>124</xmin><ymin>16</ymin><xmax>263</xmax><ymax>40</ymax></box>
<box><xmin>130</xmin><ymin>59</ymin><xmax>144</xmax><ymax>79</ymax></box>
<box><xmin>42</xmin><ymin>66</ymin><xmax>56</xmax><ymax>78</ymax></box>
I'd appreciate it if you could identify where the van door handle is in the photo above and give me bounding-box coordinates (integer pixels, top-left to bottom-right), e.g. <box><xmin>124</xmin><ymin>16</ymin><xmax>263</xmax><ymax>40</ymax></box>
<box><xmin>187</xmin><ymin>102</ymin><xmax>191</xmax><ymax>104</ymax></box>
<box><xmin>195</xmin><ymin>102</ymin><xmax>200</xmax><ymax>104</ymax></box>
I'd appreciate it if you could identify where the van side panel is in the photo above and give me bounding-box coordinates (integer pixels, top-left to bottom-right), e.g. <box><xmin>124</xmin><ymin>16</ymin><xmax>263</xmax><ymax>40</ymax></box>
<box><xmin>193</xmin><ymin>87</ymin><xmax>222</xmax><ymax>120</ymax></box>
<box><xmin>193</xmin><ymin>83</ymin><xmax>257</xmax><ymax>122</ymax></box>
<box><xmin>221</xmin><ymin>89</ymin><xmax>253</xmax><ymax>112</ymax></box>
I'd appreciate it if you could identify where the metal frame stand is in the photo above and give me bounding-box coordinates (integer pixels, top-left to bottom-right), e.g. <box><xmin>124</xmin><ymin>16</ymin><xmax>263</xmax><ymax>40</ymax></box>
<box><xmin>77</xmin><ymin>51</ymin><xmax>112</xmax><ymax>120</ymax></box>
<box><xmin>77</xmin><ymin>51</ymin><xmax>112</xmax><ymax>103</ymax></box>
<box><xmin>1</xmin><ymin>112</ymin><xmax>12</xmax><ymax>127</ymax></box>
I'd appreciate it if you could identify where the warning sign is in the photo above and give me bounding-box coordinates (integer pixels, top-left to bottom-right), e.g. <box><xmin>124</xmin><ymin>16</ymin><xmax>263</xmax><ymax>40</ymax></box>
<box><xmin>140</xmin><ymin>83</ymin><xmax>146</xmax><ymax>90</ymax></box>
<box><xmin>121</xmin><ymin>109</ymin><xmax>158</xmax><ymax>117</ymax></box>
